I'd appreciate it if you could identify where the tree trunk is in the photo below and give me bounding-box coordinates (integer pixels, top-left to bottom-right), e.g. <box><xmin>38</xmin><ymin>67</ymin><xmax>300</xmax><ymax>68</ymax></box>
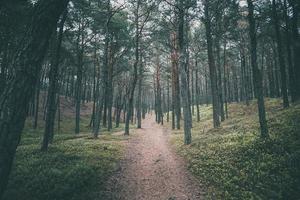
<box><xmin>178</xmin><ymin>0</ymin><xmax>192</xmax><ymax>144</ymax></box>
<box><xmin>115</xmin><ymin>90</ymin><xmax>123</xmax><ymax>128</ymax></box>
<box><xmin>216</xmin><ymin>40</ymin><xmax>225</xmax><ymax>121</ymax></box>
<box><xmin>75</xmin><ymin>22</ymin><xmax>85</xmax><ymax>134</ymax></box>
<box><xmin>272</xmin><ymin>0</ymin><xmax>289</xmax><ymax>108</ymax></box>
<box><xmin>75</xmin><ymin>49</ymin><xmax>83</xmax><ymax>134</ymax></box>
<box><xmin>272</xmin><ymin>45</ymin><xmax>281</xmax><ymax>98</ymax></box>
<box><xmin>107</xmin><ymin>79</ymin><xmax>113</xmax><ymax>131</ymax></box>
<box><xmin>125</xmin><ymin>0</ymin><xmax>140</xmax><ymax>135</ymax></box>
<box><xmin>284</xmin><ymin>0</ymin><xmax>296</xmax><ymax>102</ymax></box>
<box><xmin>205</xmin><ymin>66</ymin><xmax>209</xmax><ymax>106</ymax></box>
<box><xmin>93</xmin><ymin>71</ymin><xmax>103</xmax><ymax>137</ymax></box>
<box><xmin>89</xmin><ymin>48</ymin><xmax>98</xmax><ymax>128</ymax></box>
<box><xmin>41</xmin><ymin>8</ymin><xmax>67</xmax><ymax>151</ymax></box>
<box><xmin>155</xmin><ymin>55</ymin><xmax>162</xmax><ymax>124</ymax></box>
<box><xmin>191</xmin><ymin>68</ymin><xmax>195</xmax><ymax>116</ymax></box>
<box><xmin>223</xmin><ymin>43</ymin><xmax>229</xmax><ymax>117</ymax></box>
<box><xmin>195</xmin><ymin>67</ymin><xmax>200</xmax><ymax>122</ymax></box>
<box><xmin>0</xmin><ymin>0</ymin><xmax>69</xmax><ymax>198</ymax></box>
<box><xmin>171</xmin><ymin>63</ymin><xmax>176</xmax><ymax>129</ymax></box>
<box><xmin>247</xmin><ymin>0</ymin><xmax>269</xmax><ymax>138</ymax></box>
<box><xmin>33</xmin><ymin>77</ymin><xmax>41</xmax><ymax>129</ymax></box>
<box><xmin>171</xmin><ymin>32</ymin><xmax>181</xmax><ymax>130</ymax></box>
<box><xmin>167</xmin><ymin>77</ymin><xmax>170</xmax><ymax>122</ymax></box>
<box><xmin>241</xmin><ymin>47</ymin><xmax>249</xmax><ymax>106</ymax></box>
<box><xmin>204</xmin><ymin>0</ymin><xmax>220</xmax><ymax>128</ymax></box>
<box><xmin>289</xmin><ymin>0</ymin><xmax>300</xmax><ymax>101</ymax></box>
<box><xmin>137</xmin><ymin>57</ymin><xmax>143</xmax><ymax>128</ymax></box>
<box><xmin>57</xmin><ymin>95</ymin><xmax>61</xmax><ymax>133</ymax></box>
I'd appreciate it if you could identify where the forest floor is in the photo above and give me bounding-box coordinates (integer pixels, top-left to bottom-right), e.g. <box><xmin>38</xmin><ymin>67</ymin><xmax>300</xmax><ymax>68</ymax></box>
<box><xmin>168</xmin><ymin>99</ymin><xmax>300</xmax><ymax>199</ymax></box>
<box><xmin>3</xmin><ymin>98</ymin><xmax>300</xmax><ymax>200</ymax></box>
<box><xmin>103</xmin><ymin>115</ymin><xmax>204</xmax><ymax>200</ymax></box>
<box><xmin>3</xmin><ymin>97</ymin><xmax>128</xmax><ymax>200</ymax></box>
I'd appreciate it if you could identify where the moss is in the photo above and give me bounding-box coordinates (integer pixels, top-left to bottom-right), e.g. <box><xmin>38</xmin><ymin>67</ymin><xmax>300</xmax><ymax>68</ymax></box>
<box><xmin>168</xmin><ymin>99</ymin><xmax>300</xmax><ymax>199</ymax></box>
<box><xmin>3</xmin><ymin>116</ymin><xmax>127</xmax><ymax>200</ymax></box>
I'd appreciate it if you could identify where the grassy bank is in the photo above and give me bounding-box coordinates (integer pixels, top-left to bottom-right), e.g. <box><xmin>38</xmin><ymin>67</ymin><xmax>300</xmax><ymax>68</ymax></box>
<box><xmin>3</xmin><ymin>115</ymin><xmax>128</xmax><ymax>200</ymax></box>
<box><xmin>168</xmin><ymin>99</ymin><xmax>300</xmax><ymax>199</ymax></box>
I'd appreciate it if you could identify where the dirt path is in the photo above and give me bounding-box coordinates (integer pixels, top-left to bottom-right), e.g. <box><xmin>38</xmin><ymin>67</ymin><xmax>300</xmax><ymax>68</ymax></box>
<box><xmin>104</xmin><ymin>116</ymin><xmax>203</xmax><ymax>200</ymax></box>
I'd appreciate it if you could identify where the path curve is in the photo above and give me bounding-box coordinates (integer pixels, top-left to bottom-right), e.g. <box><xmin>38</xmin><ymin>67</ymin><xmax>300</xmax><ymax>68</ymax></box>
<box><xmin>104</xmin><ymin>116</ymin><xmax>203</xmax><ymax>200</ymax></box>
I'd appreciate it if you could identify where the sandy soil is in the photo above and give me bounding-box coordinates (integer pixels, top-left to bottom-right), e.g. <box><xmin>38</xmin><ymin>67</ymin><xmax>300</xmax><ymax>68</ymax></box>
<box><xmin>103</xmin><ymin>116</ymin><xmax>204</xmax><ymax>200</ymax></box>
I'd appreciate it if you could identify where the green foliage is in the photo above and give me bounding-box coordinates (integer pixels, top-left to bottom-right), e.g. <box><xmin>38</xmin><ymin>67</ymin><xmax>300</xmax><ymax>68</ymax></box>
<box><xmin>170</xmin><ymin>99</ymin><xmax>300</xmax><ymax>199</ymax></box>
<box><xmin>3</xmin><ymin>117</ymin><xmax>126</xmax><ymax>200</ymax></box>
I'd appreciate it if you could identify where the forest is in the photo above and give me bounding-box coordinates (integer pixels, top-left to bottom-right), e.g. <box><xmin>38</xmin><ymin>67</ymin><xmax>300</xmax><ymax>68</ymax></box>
<box><xmin>0</xmin><ymin>0</ymin><xmax>299</xmax><ymax>199</ymax></box>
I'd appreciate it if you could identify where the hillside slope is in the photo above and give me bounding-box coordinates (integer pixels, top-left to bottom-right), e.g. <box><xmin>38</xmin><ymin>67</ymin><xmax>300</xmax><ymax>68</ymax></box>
<box><xmin>168</xmin><ymin>99</ymin><xmax>300</xmax><ymax>199</ymax></box>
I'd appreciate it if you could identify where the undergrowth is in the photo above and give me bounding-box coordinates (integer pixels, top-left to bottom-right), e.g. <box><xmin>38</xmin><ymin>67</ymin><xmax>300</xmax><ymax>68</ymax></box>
<box><xmin>3</xmin><ymin>115</ymin><xmax>128</xmax><ymax>200</ymax></box>
<box><xmin>169</xmin><ymin>99</ymin><xmax>300</xmax><ymax>199</ymax></box>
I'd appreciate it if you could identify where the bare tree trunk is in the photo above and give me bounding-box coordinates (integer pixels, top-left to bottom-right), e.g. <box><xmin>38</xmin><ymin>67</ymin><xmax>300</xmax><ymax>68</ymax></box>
<box><xmin>289</xmin><ymin>0</ymin><xmax>300</xmax><ymax>101</ymax></box>
<box><xmin>115</xmin><ymin>89</ymin><xmax>123</xmax><ymax>128</ymax></box>
<box><xmin>272</xmin><ymin>45</ymin><xmax>281</xmax><ymax>98</ymax></box>
<box><xmin>284</xmin><ymin>0</ymin><xmax>296</xmax><ymax>102</ymax></box>
<box><xmin>195</xmin><ymin>67</ymin><xmax>200</xmax><ymax>122</ymax></box>
<box><xmin>247</xmin><ymin>0</ymin><xmax>269</xmax><ymax>138</ymax></box>
<box><xmin>223</xmin><ymin>41</ymin><xmax>229</xmax><ymax>118</ymax></box>
<box><xmin>191</xmin><ymin>68</ymin><xmax>194</xmax><ymax>116</ymax></box>
<box><xmin>75</xmin><ymin>28</ymin><xmax>84</xmax><ymax>134</ymax></box>
<box><xmin>171</xmin><ymin>64</ymin><xmax>176</xmax><ymax>129</ymax></box>
<box><xmin>57</xmin><ymin>95</ymin><xmax>61</xmax><ymax>133</ymax></box>
<box><xmin>171</xmin><ymin>32</ymin><xmax>181</xmax><ymax>130</ymax></box>
<box><xmin>103</xmin><ymin>98</ymin><xmax>107</xmax><ymax>127</ymax></box>
<box><xmin>33</xmin><ymin>77</ymin><xmax>41</xmax><ymax>129</ymax></box>
<box><xmin>178</xmin><ymin>0</ymin><xmax>192</xmax><ymax>144</ymax></box>
<box><xmin>125</xmin><ymin>0</ymin><xmax>140</xmax><ymax>135</ymax></box>
<box><xmin>102</xmin><ymin>0</ymin><xmax>112</xmax><ymax>130</ymax></box>
<box><xmin>272</xmin><ymin>0</ymin><xmax>289</xmax><ymax>108</ymax></box>
<box><xmin>137</xmin><ymin>57</ymin><xmax>143</xmax><ymax>128</ymax></box>
<box><xmin>89</xmin><ymin>47</ymin><xmax>98</xmax><ymax>127</ymax></box>
<box><xmin>93</xmin><ymin>85</ymin><xmax>103</xmax><ymax>138</ymax></box>
<box><xmin>241</xmin><ymin>47</ymin><xmax>249</xmax><ymax>106</ymax></box>
<box><xmin>155</xmin><ymin>54</ymin><xmax>162</xmax><ymax>124</ymax></box>
<box><xmin>42</xmin><ymin>8</ymin><xmax>67</xmax><ymax>151</ymax></box>
<box><xmin>204</xmin><ymin>0</ymin><xmax>220</xmax><ymax>128</ymax></box>
<box><xmin>167</xmin><ymin>77</ymin><xmax>170</xmax><ymax>122</ymax></box>
<box><xmin>94</xmin><ymin>0</ymin><xmax>112</xmax><ymax>136</ymax></box>
<box><xmin>205</xmin><ymin>66</ymin><xmax>209</xmax><ymax>106</ymax></box>
<box><xmin>93</xmin><ymin>67</ymin><xmax>103</xmax><ymax>137</ymax></box>
<box><xmin>216</xmin><ymin>40</ymin><xmax>225</xmax><ymax>121</ymax></box>
<box><xmin>107</xmin><ymin>59</ymin><xmax>114</xmax><ymax>131</ymax></box>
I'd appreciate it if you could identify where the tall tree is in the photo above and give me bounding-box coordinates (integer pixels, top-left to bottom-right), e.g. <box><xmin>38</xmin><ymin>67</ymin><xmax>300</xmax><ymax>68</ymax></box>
<box><xmin>203</xmin><ymin>0</ymin><xmax>220</xmax><ymax>128</ymax></box>
<box><xmin>124</xmin><ymin>0</ymin><xmax>141</xmax><ymax>135</ymax></box>
<box><xmin>178</xmin><ymin>0</ymin><xmax>192</xmax><ymax>144</ymax></box>
<box><xmin>289</xmin><ymin>0</ymin><xmax>300</xmax><ymax>101</ymax></box>
<box><xmin>284</xmin><ymin>0</ymin><xmax>296</xmax><ymax>102</ymax></box>
<box><xmin>41</xmin><ymin>8</ymin><xmax>68</xmax><ymax>151</ymax></box>
<box><xmin>124</xmin><ymin>0</ymin><xmax>153</xmax><ymax>135</ymax></box>
<box><xmin>247</xmin><ymin>0</ymin><xmax>269</xmax><ymax>138</ymax></box>
<box><xmin>272</xmin><ymin>0</ymin><xmax>289</xmax><ymax>108</ymax></box>
<box><xmin>0</xmin><ymin>0</ymin><xmax>69</xmax><ymax>197</ymax></box>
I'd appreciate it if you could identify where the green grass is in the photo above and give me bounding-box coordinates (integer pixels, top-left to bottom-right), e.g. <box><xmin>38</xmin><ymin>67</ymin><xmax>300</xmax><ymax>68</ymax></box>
<box><xmin>3</xmin><ymin>115</ymin><xmax>129</xmax><ymax>200</ymax></box>
<box><xmin>168</xmin><ymin>99</ymin><xmax>300</xmax><ymax>199</ymax></box>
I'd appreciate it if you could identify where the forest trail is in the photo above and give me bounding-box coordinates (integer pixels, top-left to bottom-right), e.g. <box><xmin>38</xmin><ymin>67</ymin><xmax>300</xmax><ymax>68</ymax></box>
<box><xmin>104</xmin><ymin>116</ymin><xmax>203</xmax><ymax>200</ymax></box>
